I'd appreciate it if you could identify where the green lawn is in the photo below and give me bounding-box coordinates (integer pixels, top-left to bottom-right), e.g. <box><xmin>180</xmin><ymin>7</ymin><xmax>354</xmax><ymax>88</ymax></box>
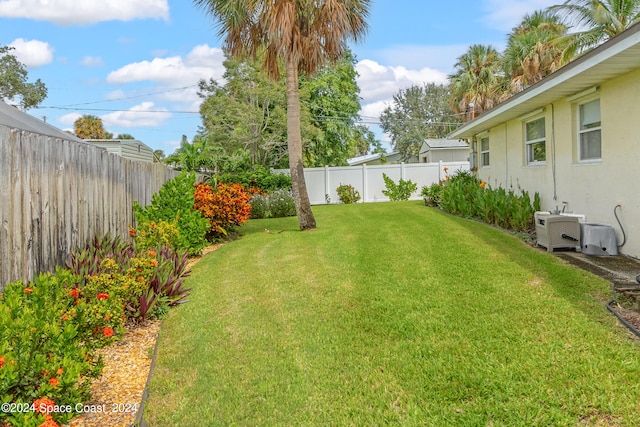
<box><xmin>144</xmin><ymin>202</ymin><xmax>640</xmax><ymax>426</ymax></box>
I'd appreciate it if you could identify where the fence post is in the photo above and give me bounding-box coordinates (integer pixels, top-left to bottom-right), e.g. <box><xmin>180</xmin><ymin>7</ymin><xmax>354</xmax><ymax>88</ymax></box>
<box><xmin>400</xmin><ymin>162</ymin><xmax>405</xmax><ymax>180</ymax></box>
<box><xmin>324</xmin><ymin>165</ymin><xmax>330</xmax><ymax>205</ymax></box>
<box><xmin>362</xmin><ymin>164</ymin><xmax>367</xmax><ymax>203</ymax></box>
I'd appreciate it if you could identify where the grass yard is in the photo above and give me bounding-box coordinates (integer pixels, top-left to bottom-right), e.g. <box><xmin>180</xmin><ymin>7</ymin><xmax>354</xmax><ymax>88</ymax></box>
<box><xmin>144</xmin><ymin>202</ymin><xmax>640</xmax><ymax>426</ymax></box>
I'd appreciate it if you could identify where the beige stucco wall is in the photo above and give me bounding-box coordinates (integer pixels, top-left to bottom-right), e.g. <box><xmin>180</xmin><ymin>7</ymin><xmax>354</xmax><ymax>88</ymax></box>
<box><xmin>476</xmin><ymin>68</ymin><xmax>640</xmax><ymax>258</ymax></box>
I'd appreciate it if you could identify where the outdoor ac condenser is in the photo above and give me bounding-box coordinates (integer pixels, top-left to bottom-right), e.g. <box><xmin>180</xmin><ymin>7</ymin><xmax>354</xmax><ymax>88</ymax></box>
<box><xmin>535</xmin><ymin>212</ymin><xmax>581</xmax><ymax>253</ymax></box>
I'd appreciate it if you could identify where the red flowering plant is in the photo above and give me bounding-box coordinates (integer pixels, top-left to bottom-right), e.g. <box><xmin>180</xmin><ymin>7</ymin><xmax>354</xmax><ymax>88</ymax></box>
<box><xmin>0</xmin><ymin>270</ymin><xmax>102</xmax><ymax>427</ymax></box>
<box><xmin>194</xmin><ymin>182</ymin><xmax>252</xmax><ymax>238</ymax></box>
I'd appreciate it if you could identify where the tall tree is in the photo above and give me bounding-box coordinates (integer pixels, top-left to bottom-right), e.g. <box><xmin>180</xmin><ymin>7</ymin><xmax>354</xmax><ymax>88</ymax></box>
<box><xmin>194</xmin><ymin>0</ymin><xmax>371</xmax><ymax>231</ymax></box>
<box><xmin>74</xmin><ymin>115</ymin><xmax>106</xmax><ymax>139</ymax></box>
<box><xmin>0</xmin><ymin>46</ymin><xmax>47</xmax><ymax>110</ymax></box>
<box><xmin>448</xmin><ymin>44</ymin><xmax>508</xmax><ymax>120</ymax></box>
<box><xmin>198</xmin><ymin>56</ymin><xmax>290</xmax><ymax>170</ymax></box>
<box><xmin>503</xmin><ymin>10</ymin><xmax>569</xmax><ymax>92</ymax></box>
<box><xmin>303</xmin><ymin>51</ymin><xmax>373</xmax><ymax>166</ymax></box>
<box><xmin>549</xmin><ymin>0</ymin><xmax>640</xmax><ymax>57</ymax></box>
<box><xmin>380</xmin><ymin>83</ymin><xmax>462</xmax><ymax>159</ymax></box>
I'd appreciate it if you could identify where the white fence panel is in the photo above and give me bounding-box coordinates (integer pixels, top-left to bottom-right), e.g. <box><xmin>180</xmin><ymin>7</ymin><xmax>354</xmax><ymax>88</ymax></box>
<box><xmin>275</xmin><ymin>161</ymin><xmax>470</xmax><ymax>204</ymax></box>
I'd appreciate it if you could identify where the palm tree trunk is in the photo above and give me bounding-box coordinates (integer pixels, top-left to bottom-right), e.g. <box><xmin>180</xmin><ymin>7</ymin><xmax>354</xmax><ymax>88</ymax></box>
<box><xmin>285</xmin><ymin>57</ymin><xmax>316</xmax><ymax>230</ymax></box>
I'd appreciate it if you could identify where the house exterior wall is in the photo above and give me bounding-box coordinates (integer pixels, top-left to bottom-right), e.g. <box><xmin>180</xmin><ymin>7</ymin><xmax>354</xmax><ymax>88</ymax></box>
<box><xmin>421</xmin><ymin>148</ymin><xmax>469</xmax><ymax>163</ymax></box>
<box><xmin>475</xmin><ymin>67</ymin><xmax>640</xmax><ymax>257</ymax></box>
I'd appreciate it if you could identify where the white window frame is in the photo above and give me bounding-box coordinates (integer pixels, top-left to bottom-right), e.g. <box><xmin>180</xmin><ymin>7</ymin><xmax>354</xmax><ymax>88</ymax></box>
<box><xmin>480</xmin><ymin>136</ymin><xmax>490</xmax><ymax>167</ymax></box>
<box><xmin>577</xmin><ymin>97</ymin><xmax>601</xmax><ymax>162</ymax></box>
<box><xmin>525</xmin><ymin>116</ymin><xmax>546</xmax><ymax>165</ymax></box>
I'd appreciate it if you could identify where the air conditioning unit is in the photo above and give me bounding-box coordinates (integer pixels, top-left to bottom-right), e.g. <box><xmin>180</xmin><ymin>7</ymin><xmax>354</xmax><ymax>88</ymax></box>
<box><xmin>535</xmin><ymin>212</ymin><xmax>581</xmax><ymax>253</ymax></box>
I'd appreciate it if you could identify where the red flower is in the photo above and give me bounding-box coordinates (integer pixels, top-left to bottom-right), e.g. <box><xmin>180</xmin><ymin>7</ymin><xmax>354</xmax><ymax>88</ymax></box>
<box><xmin>0</xmin><ymin>355</ymin><xmax>4</xmax><ymax>368</ymax></box>
<box><xmin>69</xmin><ymin>288</ymin><xmax>79</xmax><ymax>298</ymax></box>
<box><xmin>148</xmin><ymin>250</ymin><xmax>156</xmax><ymax>257</ymax></box>
<box><xmin>96</xmin><ymin>293</ymin><xmax>109</xmax><ymax>301</ymax></box>
<box><xmin>24</xmin><ymin>287</ymin><xmax>33</xmax><ymax>294</ymax></box>
<box><xmin>150</xmin><ymin>221</ymin><xmax>156</xmax><ymax>228</ymax></box>
<box><xmin>34</xmin><ymin>397</ymin><xmax>55</xmax><ymax>414</ymax></box>
<box><xmin>103</xmin><ymin>327</ymin><xmax>114</xmax><ymax>337</ymax></box>
<box><xmin>56</xmin><ymin>368</ymin><xmax>64</xmax><ymax>376</ymax></box>
<box><xmin>128</xmin><ymin>228</ymin><xmax>136</xmax><ymax>237</ymax></box>
<box><xmin>49</xmin><ymin>377</ymin><xmax>59</xmax><ymax>388</ymax></box>
<box><xmin>39</xmin><ymin>414</ymin><xmax>59</xmax><ymax>427</ymax></box>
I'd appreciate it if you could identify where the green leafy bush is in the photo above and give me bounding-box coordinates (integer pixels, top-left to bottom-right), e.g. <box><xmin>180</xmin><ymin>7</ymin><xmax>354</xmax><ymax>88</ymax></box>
<box><xmin>249</xmin><ymin>194</ymin><xmax>269</xmax><ymax>219</ymax></box>
<box><xmin>436</xmin><ymin>171</ymin><xmax>541</xmax><ymax>232</ymax></box>
<box><xmin>0</xmin><ymin>270</ymin><xmax>102</xmax><ymax>427</ymax></box>
<box><xmin>336</xmin><ymin>184</ymin><xmax>361</xmax><ymax>204</ymax></box>
<box><xmin>67</xmin><ymin>235</ymin><xmax>191</xmax><ymax>322</ymax></box>
<box><xmin>217</xmin><ymin>167</ymin><xmax>292</xmax><ymax>192</ymax></box>
<box><xmin>421</xmin><ymin>183</ymin><xmax>443</xmax><ymax>207</ymax></box>
<box><xmin>133</xmin><ymin>172</ymin><xmax>210</xmax><ymax>256</ymax></box>
<box><xmin>382</xmin><ymin>173</ymin><xmax>417</xmax><ymax>201</ymax></box>
<box><xmin>132</xmin><ymin>218</ymin><xmax>180</xmax><ymax>252</ymax></box>
<box><xmin>268</xmin><ymin>189</ymin><xmax>296</xmax><ymax>218</ymax></box>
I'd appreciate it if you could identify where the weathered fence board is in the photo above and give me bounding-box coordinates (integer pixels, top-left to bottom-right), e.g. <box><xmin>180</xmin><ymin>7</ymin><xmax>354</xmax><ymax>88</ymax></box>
<box><xmin>0</xmin><ymin>126</ymin><xmax>178</xmax><ymax>291</ymax></box>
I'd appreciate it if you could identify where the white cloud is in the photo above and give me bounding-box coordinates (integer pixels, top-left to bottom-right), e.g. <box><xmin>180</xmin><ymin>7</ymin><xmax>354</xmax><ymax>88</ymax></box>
<box><xmin>356</xmin><ymin>59</ymin><xmax>448</xmax><ymax>106</ymax></box>
<box><xmin>59</xmin><ymin>112</ymin><xmax>81</xmax><ymax>125</ymax></box>
<box><xmin>101</xmin><ymin>102</ymin><xmax>171</xmax><ymax>128</ymax></box>
<box><xmin>8</xmin><ymin>38</ymin><xmax>54</xmax><ymax>67</ymax></box>
<box><xmin>482</xmin><ymin>0</ymin><xmax>558</xmax><ymax>32</ymax></box>
<box><xmin>80</xmin><ymin>56</ymin><xmax>104</xmax><ymax>67</ymax></box>
<box><xmin>0</xmin><ymin>0</ymin><xmax>169</xmax><ymax>25</ymax></box>
<box><xmin>106</xmin><ymin>45</ymin><xmax>225</xmax><ymax>87</ymax></box>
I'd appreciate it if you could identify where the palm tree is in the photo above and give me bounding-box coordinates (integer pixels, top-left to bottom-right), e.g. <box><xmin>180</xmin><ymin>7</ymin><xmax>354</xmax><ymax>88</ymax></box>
<box><xmin>193</xmin><ymin>0</ymin><xmax>371</xmax><ymax>230</ymax></box>
<box><xmin>449</xmin><ymin>44</ymin><xmax>508</xmax><ymax>120</ymax></box>
<box><xmin>74</xmin><ymin>115</ymin><xmax>106</xmax><ymax>139</ymax></box>
<box><xmin>549</xmin><ymin>0</ymin><xmax>640</xmax><ymax>57</ymax></box>
<box><xmin>503</xmin><ymin>10</ymin><xmax>570</xmax><ymax>92</ymax></box>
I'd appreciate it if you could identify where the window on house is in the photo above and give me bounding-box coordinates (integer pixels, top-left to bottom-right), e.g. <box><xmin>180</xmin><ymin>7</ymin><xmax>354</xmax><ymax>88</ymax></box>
<box><xmin>578</xmin><ymin>98</ymin><xmax>601</xmax><ymax>160</ymax></box>
<box><xmin>525</xmin><ymin>117</ymin><xmax>546</xmax><ymax>164</ymax></box>
<box><xmin>480</xmin><ymin>136</ymin><xmax>489</xmax><ymax>167</ymax></box>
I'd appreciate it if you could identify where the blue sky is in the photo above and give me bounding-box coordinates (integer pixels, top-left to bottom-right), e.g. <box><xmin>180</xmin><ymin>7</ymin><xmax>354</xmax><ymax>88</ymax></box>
<box><xmin>0</xmin><ymin>0</ymin><xmax>557</xmax><ymax>155</ymax></box>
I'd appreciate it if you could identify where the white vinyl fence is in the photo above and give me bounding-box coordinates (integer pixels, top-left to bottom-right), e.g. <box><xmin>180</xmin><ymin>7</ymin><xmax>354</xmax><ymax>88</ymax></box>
<box><xmin>275</xmin><ymin>161</ymin><xmax>470</xmax><ymax>204</ymax></box>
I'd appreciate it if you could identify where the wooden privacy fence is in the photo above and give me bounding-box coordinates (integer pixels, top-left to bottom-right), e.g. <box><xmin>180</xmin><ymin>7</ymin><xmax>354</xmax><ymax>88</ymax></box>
<box><xmin>0</xmin><ymin>126</ymin><xmax>178</xmax><ymax>291</ymax></box>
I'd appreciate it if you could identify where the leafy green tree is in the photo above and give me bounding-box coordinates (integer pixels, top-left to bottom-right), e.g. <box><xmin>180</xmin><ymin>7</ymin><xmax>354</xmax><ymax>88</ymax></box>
<box><xmin>198</xmin><ymin>50</ymin><xmax>375</xmax><ymax>169</ymax></box>
<box><xmin>503</xmin><ymin>10</ymin><xmax>570</xmax><ymax>92</ymax></box>
<box><xmin>0</xmin><ymin>46</ymin><xmax>47</xmax><ymax>110</ymax></box>
<box><xmin>116</xmin><ymin>133</ymin><xmax>135</xmax><ymax>140</ymax></box>
<box><xmin>303</xmin><ymin>51</ymin><xmax>375</xmax><ymax>167</ymax></box>
<box><xmin>153</xmin><ymin>149</ymin><xmax>165</xmax><ymax>163</ymax></box>
<box><xmin>165</xmin><ymin>135</ymin><xmax>223</xmax><ymax>174</ymax></box>
<box><xmin>449</xmin><ymin>44</ymin><xmax>509</xmax><ymax>120</ymax></box>
<box><xmin>380</xmin><ymin>83</ymin><xmax>461</xmax><ymax>159</ymax></box>
<box><xmin>74</xmin><ymin>114</ymin><xmax>106</xmax><ymax>139</ymax></box>
<box><xmin>198</xmin><ymin>56</ymin><xmax>289</xmax><ymax>170</ymax></box>
<box><xmin>193</xmin><ymin>0</ymin><xmax>371</xmax><ymax>231</ymax></box>
<box><xmin>549</xmin><ymin>0</ymin><xmax>640</xmax><ymax>57</ymax></box>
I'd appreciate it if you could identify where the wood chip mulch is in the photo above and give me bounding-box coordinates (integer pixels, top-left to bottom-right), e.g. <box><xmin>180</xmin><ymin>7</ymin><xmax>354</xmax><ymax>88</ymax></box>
<box><xmin>63</xmin><ymin>243</ymin><xmax>221</xmax><ymax>427</ymax></box>
<box><xmin>64</xmin><ymin>320</ymin><xmax>161</xmax><ymax>427</ymax></box>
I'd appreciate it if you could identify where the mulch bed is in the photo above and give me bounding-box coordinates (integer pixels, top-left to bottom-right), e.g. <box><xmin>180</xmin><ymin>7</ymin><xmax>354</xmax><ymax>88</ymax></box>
<box><xmin>63</xmin><ymin>243</ymin><xmax>222</xmax><ymax>427</ymax></box>
<box><xmin>64</xmin><ymin>321</ymin><xmax>161</xmax><ymax>427</ymax></box>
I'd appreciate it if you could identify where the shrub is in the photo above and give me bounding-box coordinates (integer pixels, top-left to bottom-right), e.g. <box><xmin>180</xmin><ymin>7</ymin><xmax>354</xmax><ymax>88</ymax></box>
<box><xmin>382</xmin><ymin>173</ymin><xmax>418</xmax><ymax>201</ymax></box>
<box><xmin>132</xmin><ymin>218</ymin><xmax>180</xmax><ymax>252</ymax></box>
<box><xmin>217</xmin><ymin>167</ymin><xmax>292</xmax><ymax>192</ymax></box>
<box><xmin>0</xmin><ymin>270</ymin><xmax>102</xmax><ymax>427</ymax></box>
<box><xmin>437</xmin><ymin>170</ymin><xmax>540</xmax><ymax>232</ymax></box>
<box><xmin>268</xmin><ymin>189</ymin><xmax>296</xmax><ymax>218</ymax></box>
<box><xmin>194</xmin><ymin>182</ymin><xmax>252</xmax><ymax>237</ymax></box>
<box><xmin>421</xmin><ymin>183</ymin><xmax>443</xmax><ymax>207</ymax></box>
<box><xmin>249</xmin><ymin>194</ymin><xmax>269</xmax><ymax>219</ymax></box>
<box><xmin>133</xmin><ymin>172</ymin><xmax>210</xmax><ymax>256</ymax></box>
<box><xmin>67</xmin><ymin>235</ymin><xmax>191</xmax><ymax>322</ymax></box>
<box><xmin>336</xmin><ymin>184</ymin><xmax>361</xmax><ymax>204</ymax></box>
